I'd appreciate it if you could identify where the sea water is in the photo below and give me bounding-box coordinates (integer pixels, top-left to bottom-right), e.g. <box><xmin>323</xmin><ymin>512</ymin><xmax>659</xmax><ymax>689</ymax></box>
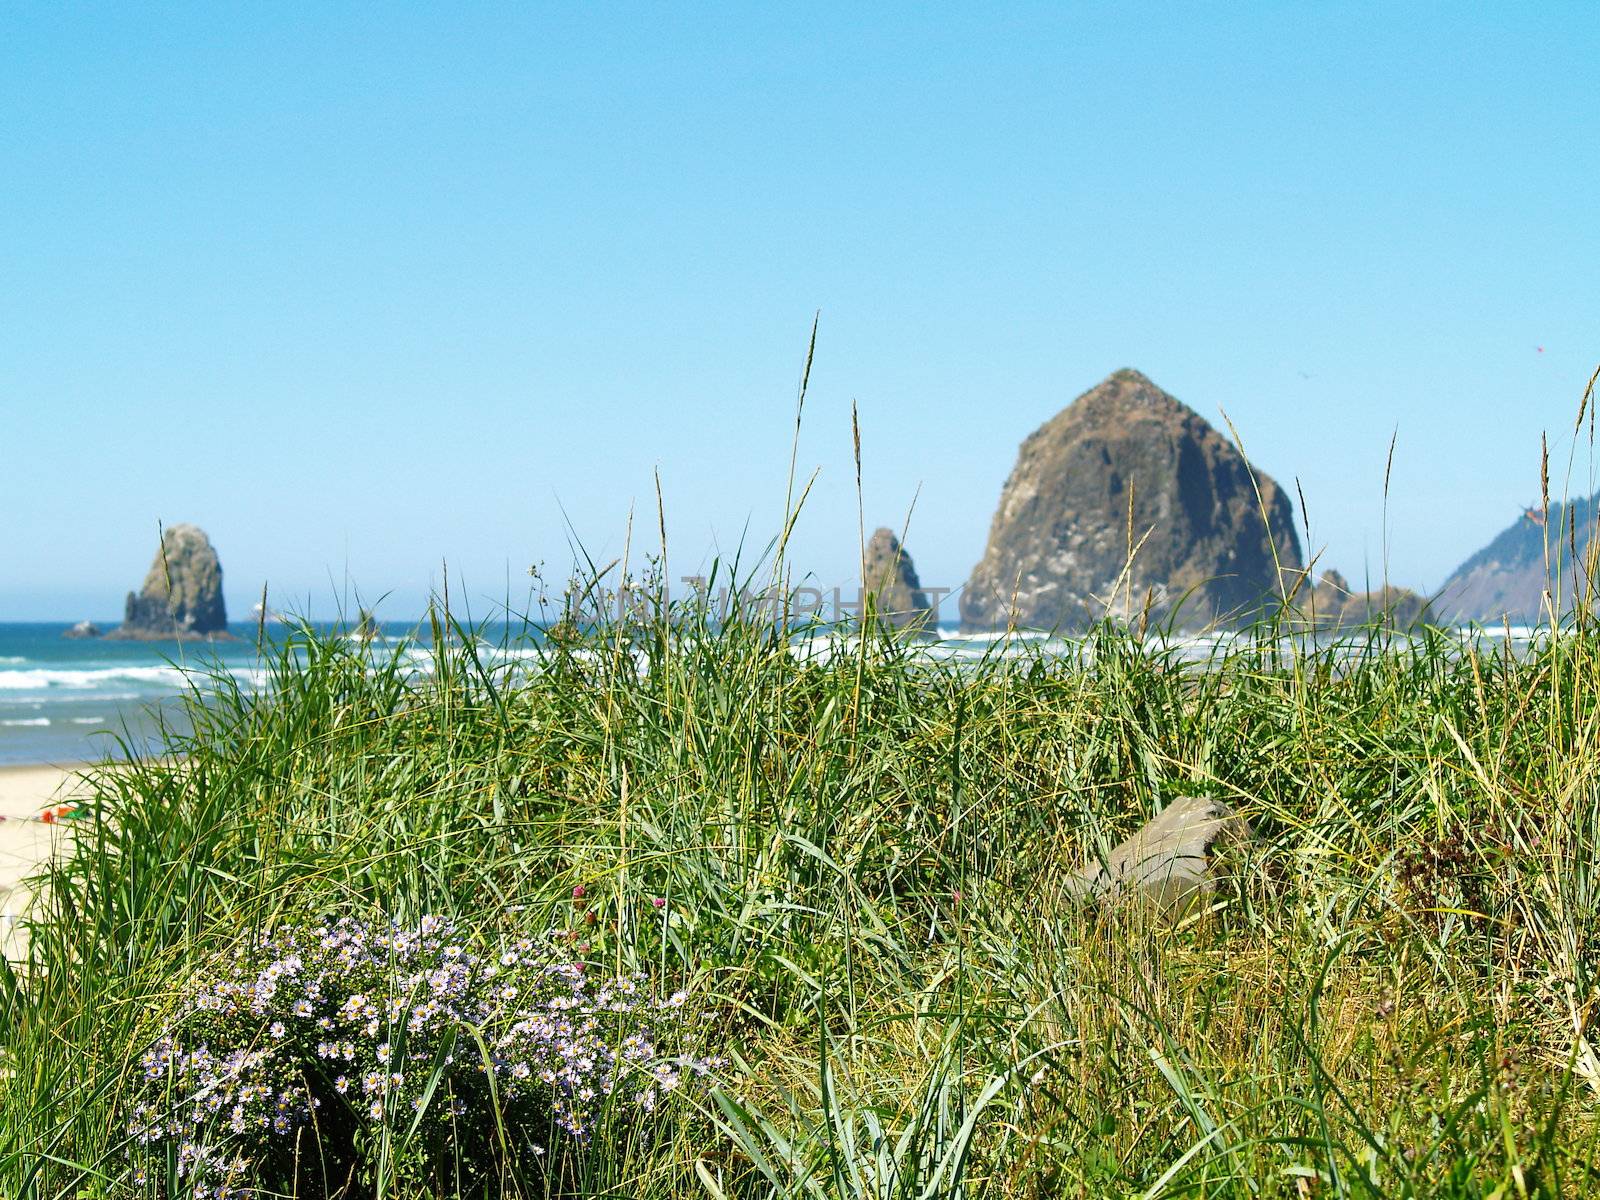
<box><xmin>0</xmin><ymin>620</ymin><xmax>543</xmax><ymax>766</ymax></box>
<box><xmin>0</xmin><ymin>623</ymin><xmax>270</xmax><ymax>766</ymax></box>
<box><xmin>0</xmin><ymin>619</ymin><xmax>1537</xmax><ymax>767</ymax></box>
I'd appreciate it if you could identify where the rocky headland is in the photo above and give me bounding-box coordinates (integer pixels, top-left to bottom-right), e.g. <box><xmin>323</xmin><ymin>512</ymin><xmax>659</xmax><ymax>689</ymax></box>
<box><xmin>961</xmin><ymin>369</ymin><xmax>1302</xmax><ymax>632</ymax></box>
<box><xmin>106</xmin><ymin>524</ymin><xmax>236</xmax><ymax>642</ymax></box>
<box><xmin>1434</xmin><ymin>495</ymin><xmax>1599</xmax><ymax>625</ymax></box>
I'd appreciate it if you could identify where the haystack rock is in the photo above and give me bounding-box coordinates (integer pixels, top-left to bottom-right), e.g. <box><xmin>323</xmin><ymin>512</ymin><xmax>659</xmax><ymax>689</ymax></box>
<box><xmin>1436</xmin><ymin>495</ymin><xmax>1599</xmax><ymax>625</ymax></box>
<box><xmin>961</xmin><ymin>370</ymin><xmax>1302</xmax><ymax>632</ymax></box>
<box><xmin>861</xmin><ymin>527</ymin><xmax>938</xmax><ymax>638</ymax></box>
<box><xmin>107</xmin><ymin>523</ymin><xmax>235</xmax><ymax>641</ymax></box>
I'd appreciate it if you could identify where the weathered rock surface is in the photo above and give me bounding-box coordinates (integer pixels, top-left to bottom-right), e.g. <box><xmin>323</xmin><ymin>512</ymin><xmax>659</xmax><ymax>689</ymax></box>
<box><xmin>861</xmin><ymin>527</ymin><xmax>937</xmax><ymax>638</ymax></box>
<box><xmin>107</xmin><ymin>524</ymin><xmax>235</xmax><ymax>642</ymax></box>
<box><xmin>61</xmin><ymin>620</ymin><xmax>103</xmax><ymax>640</ymax></box>
<box><xmin>961</xmin><ymin>370</ymin><xmax>1302</xmax><ymax>632</ymax></box>
<box><xmin>1294</xmin><ymin>568</ymin><xmax>1433</xmax><ymax>630</ymax></box>
<box><xmin>1436</xmin><ymin>496</ymin><xmax>1599</xmax><ymax>625</ymax></box>
<box><xmin>1069</xmin><ymin>795</ymin><xmax>1253</xmax><ymax>913</ymax></box>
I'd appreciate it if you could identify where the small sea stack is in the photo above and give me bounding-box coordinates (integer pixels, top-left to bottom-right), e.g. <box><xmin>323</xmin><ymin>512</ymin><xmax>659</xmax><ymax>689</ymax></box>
<box><xmin>107</xmin><ymin>523</ymin><xmax>236</xmax><ymax>642</ymax></box>
<box><xmin>1294</xmin><ymin>568</ymin><xmax>1432</xmax><ymax>630</ymax></box>
<box><xmin>61</xmin><ymin>620</ymin><xmax>103</xmax><ymax>639</ymax></box>
<box><xmin>862</xmin><ymin>527</ymin><xmax>938</xmax><ymax>639</ymax></box>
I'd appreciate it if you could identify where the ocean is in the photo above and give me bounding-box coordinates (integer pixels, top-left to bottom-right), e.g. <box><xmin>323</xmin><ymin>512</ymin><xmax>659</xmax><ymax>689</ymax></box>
<box><xmin>0</xmin><ymin>618</ymin><xmax>1532</xmax><ymax>768</ymax></box>
<box><xmin>0</xmin><ymin>618</ymin><xmax>1000</xmax><ymax>766</ymax></box>
<box><xmin>0</xmin><ymin>622</ymin><xmax>269</xmax><ymax>766</ymax></box>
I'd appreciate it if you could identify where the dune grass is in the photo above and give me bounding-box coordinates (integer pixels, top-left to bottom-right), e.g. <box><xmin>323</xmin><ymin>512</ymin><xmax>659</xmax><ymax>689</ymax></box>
<box><xmin>2</xmin><ymin>582</ymin><xmax>1600</xmax><ymax>1197</ymax></box>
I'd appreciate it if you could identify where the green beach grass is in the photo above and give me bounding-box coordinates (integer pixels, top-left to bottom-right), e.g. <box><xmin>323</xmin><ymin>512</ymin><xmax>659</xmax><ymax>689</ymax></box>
<box><xmin>3</xmin><ymin>576</ymin><xmax>1600</xmax><ymax>1197</ymax></box>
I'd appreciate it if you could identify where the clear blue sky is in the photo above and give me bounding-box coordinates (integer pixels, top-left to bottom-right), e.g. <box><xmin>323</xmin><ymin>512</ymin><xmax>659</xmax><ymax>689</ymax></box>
<box><xmin>4</xmin><ymin>3</ymin><xmax>1597</xmax><ymax>620</ymax></box>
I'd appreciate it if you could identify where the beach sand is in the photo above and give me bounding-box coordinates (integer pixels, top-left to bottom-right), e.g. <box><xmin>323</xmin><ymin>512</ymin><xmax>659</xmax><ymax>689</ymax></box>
<box><xmin>0</xmin><ymin>762</ymin><xmax>91</xmax><ymax>960</ymax></box>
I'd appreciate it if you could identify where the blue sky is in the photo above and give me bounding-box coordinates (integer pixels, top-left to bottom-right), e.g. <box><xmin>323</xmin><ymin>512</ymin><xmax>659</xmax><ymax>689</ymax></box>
<box><xmin>3</xmin><ymin>3</ymin><xmax>1597</xmax><ymax>620</ymax></box>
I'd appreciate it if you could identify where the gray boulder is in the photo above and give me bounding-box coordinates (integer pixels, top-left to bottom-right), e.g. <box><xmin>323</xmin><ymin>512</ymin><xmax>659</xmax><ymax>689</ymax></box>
<box><xmin>107</xmin><ymin>524</ymin><xmax>235</xmax><ymax>642</ymax></box>
<box><xmin>61</xmin><ymin>620</ymin><xmax>103</xmax><ymax>639</ymax></box>
<box><xmin>1069</xmin><ymin>795</ymin><xmax>1253</xmax><ymax>914</ymax></box>
<box><xmin>961</xmin><ymin>370</ymin><xmax>1302</xmax><ymax>632</ymax></box>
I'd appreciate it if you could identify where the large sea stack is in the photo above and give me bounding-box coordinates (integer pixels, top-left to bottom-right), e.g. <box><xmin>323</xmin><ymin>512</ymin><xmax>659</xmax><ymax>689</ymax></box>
<box><xmin>961</xmin><ymin>370</ymin><xmax>1302</xmax><ymax>632</ymax></box>
<box><xmin>1435</xmin><ymin>495</ymin><xmax>1599</xmax><ymax>625</ymax></box>
<box><xmin>107</xmin><ymin>523</ymin><xmax>235</xmax><ymax>641</ymax></box>
<box><xmin>861</xmin><ymin>527</ymin><xmax>937</xmax><ymax>638</ymax></box>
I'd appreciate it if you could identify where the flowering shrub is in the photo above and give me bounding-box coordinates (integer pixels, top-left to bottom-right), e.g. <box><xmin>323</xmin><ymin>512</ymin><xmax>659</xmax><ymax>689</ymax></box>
<box><xmin>127</xmin><ymin>915</ymin><xmax>716</xmax><ymax>1196</ymax></box>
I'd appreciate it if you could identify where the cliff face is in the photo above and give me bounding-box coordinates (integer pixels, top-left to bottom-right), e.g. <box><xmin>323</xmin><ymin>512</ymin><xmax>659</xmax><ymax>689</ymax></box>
<box><xmin>107</xmin><ymin>524</ymin><xmax>235</xmax><ymax>641</ymax></box>
<box><xmin>1436</xmin><ymin>496</ymin><xmax>1600</xmax><ymax>625</ymax></box>
<box><xmin>861</xmin><ymin>527</ymin><xmax>937</xmax><ymax>638</ymax></box>
<box><xmin>961</xmin><ymin>370</ymin><xmax>1302</xmax><ymax>632</ymax></box>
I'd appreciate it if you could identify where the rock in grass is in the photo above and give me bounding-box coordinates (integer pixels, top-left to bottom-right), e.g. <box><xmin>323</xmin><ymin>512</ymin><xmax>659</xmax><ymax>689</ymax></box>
<box><xmin>107</xmin><ymin>523</ymin><xmax>235</xmax><ymax>642</ymax></box>
<box><xmin>861</xmin><ymin>527</ymin><xmax>938</xmax><ymax>638</ymax></box>
<box><xmin>961</xmin><ymin>369</ymin><xmax>1302</xmax><ymax>632</ymax></box>
<box><xmin>1071</xmin><ymin>795</ymin><xmax>1252</xmax><ymax>913</ymax></box>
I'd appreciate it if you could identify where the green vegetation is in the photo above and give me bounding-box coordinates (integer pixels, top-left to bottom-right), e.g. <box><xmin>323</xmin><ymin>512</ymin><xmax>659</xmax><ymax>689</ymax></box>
<box><xmin>4</xmin><ymin>584</ymin><xmax>1600</xmax><ymax>1197</ymax></box>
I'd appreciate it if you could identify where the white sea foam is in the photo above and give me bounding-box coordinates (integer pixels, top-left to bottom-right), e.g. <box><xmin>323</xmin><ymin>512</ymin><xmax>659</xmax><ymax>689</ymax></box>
<box><xmin>0</xmin><ymin>718</ymin><xmax>50</xmax><ymax>727</ymax></box>
<box><xmin>0</xmin><ymin>665</ymin><xmax>265</xmax><ymax>691</ymax></box>
<box><xmin>70</xmin><ymin>717</ymin><xmax>107</xmax><ymax>725</ymax></box>
<box><xmin>0</xmin><ymin>666</ymin><xmax>184</xmax><ymax>690</ymax></box>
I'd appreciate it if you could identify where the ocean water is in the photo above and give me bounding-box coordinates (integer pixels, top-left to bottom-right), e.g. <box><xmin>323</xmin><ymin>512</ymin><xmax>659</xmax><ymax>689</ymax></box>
<box><xmin>0</xmin><ymin>623</ymin><xmax>268</xmax><ymax>766</ymax></box>
<box><xmin>0</xmin><ymin>620</ymin><xmax>552</xmax><ymax>767</ymax></box>
<box><xmin>0</xmin><ymin>618</ymin><xmax>1533</xmax><ymax>767</ymax></box>
<box><xmin>0</xmin><ymin>618</ymin><xmax>1034</xmax><ymax>765</ymax></box>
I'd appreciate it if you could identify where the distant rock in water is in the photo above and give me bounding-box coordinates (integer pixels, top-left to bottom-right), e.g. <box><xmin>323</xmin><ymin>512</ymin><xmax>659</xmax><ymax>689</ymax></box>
<box><xmin>1436</xmin><ymin>496</ymin><xmax>1600</xmax><ymax>625</ymax></box>
<box><xmin>961</xmin><ymin>369</ymin><xmax>1302</xmax><ymax>632</ymax></box>
<box><xmin>353</xmin><ymin>608</ymin><xmax>383</xmax><ymax>643</ymax></box>
<box><xmin>1293</xmin><ymin>568</ymin><xmax>1433</xmax><ymax>630</ymax></box>
<box><xmin>107</xmin><ymin>523</ymin><xmax>236</xmax><ymax>642</ymax></box>
<box><xmin>61</xmin><ymin>620</ymin><xmax>103</xmax><ymax>640</ymax></box>
<box><xmin>861</xmin><ymin>527</ymin><xmax>937</xmax><ymax>638</ymax></box>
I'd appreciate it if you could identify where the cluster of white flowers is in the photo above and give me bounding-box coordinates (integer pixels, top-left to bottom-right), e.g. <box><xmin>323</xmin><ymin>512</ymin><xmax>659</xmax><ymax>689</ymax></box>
<box><xmin>128</xmin><ymin>915</ymin><xmax>716</xmax><ymax>1196</ymax></box>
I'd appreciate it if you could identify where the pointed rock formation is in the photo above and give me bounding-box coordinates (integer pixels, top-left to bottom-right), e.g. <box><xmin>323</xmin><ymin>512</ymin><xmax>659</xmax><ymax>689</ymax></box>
<box><xmin>107</xmin><ymin>524</ymin><xmax>235</xmax><ymax>641</ymax></box>
<box><xmin>354</xmin><ymin>608</ymin><xmax>383</xmax><ymax>643</ymax></box>
<box><xmin>861</xmin><ymin>527</ymin><xmax>938</xmax><ymax>638</ymax></box>
<box><xmin>961</xmin><ymin>370</ymin><xmax>1302</xmax><ymax>632</ymax></box>
<box><xmin>1436</xmin><ymin>496</ymin><xmax>1600</xmax><ymax>625</ymax></box>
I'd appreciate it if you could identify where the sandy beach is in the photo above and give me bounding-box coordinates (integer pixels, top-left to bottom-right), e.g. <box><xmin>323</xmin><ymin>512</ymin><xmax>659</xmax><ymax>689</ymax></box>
<box><xmin>0</xmin><ymin>762</ymin><xmax>90</xmax><ymax>959</ymax></box>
